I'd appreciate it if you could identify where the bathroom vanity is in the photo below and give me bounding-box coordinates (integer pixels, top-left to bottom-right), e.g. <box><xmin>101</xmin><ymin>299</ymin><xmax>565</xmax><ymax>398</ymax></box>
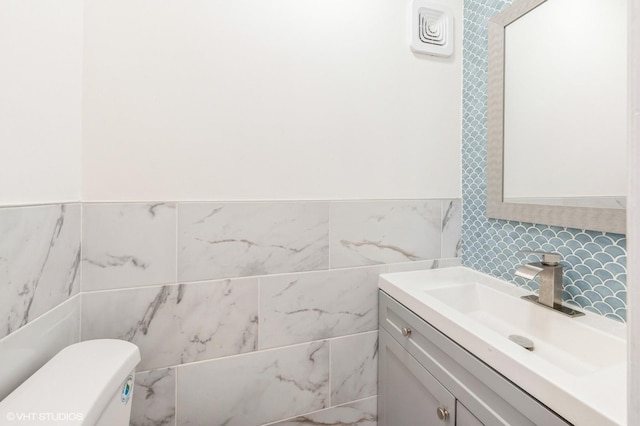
<box><xmin>378</xmin><ymin>267</ymin><xmax>627</xmax><ymax>426</ymax></box>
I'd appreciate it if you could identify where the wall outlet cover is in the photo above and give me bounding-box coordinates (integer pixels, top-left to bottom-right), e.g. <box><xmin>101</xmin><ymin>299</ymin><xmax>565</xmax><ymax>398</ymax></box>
<box><xmin>410</xmin><ymin>1</ymin><xmax>454</xmax><ymax>57</ymax></box>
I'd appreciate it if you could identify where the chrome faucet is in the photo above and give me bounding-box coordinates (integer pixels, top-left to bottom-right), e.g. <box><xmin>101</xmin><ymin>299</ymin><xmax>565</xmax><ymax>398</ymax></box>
<box><xmin>514</xmin><ymin>250</ymin><xmax>583</xmax><ymax>317</ymax></box>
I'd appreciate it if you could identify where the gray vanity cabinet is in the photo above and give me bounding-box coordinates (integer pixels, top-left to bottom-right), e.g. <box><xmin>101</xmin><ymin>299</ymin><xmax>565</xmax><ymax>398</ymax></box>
<box><xmin>378</xmin><ymin>291</ymin><xmax>572</xmax><ymax>426</ymax></box>
<box><xmin>456</xmin><ymin>402</ymin><xmax>483</xmax><ymax>426</ymax></box>
<box><xmin>379</xmin><ymin>328</ymin><xmax>455</xmax><ymax>425</ymax></box>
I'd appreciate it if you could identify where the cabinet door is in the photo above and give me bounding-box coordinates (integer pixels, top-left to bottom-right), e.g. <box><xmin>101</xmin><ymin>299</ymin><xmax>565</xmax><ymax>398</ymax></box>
<box><xmin>379</xmin><ymin>328</ymin><xmax>455</xmax><ymax>426</ymax></box>
<box><xmin>456</xmin><ymin>401</ymin><xmax>484</xmax><ymax>426</ymax></box>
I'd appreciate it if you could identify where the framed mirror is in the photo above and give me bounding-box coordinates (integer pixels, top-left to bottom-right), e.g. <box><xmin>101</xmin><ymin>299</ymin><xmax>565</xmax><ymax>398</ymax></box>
<box><xmin>487</xmin><ymin>0</ymin><xmax>627</xmax><ymax>234</ymax></box>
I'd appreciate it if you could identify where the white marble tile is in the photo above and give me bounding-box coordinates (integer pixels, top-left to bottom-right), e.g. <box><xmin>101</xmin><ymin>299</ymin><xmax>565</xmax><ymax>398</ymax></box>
<box><xmin>131</xmin><ymin>368</ymin><xmax>176</xmax><ymax>426</ymax></box>
<box><xmin>178</xmin><ymin>202</ymin><xmax>330</xmax><ymax>282</ymax></box>
<box><xmin>442</xmin><ymin>199</ymin><xmax>462</xmax><ymax>258</ymax></box>
<box><xmin>387</xmin><ymin>257</ymin><xmax>462</xmax><ymax>273</ymax></box>
<box><xmin>177</xmin><ymin>341</ymin><xmax>330</xmax><ymax>426</ymax></box>
<box><xmin>330</xmin><ymin>201</ymin><xmax>442</xmax><ymax>268</ymax></box>
<box><xmin>81</xmin><ymin>278</ymin><xmax>258</xmax><ymax>370</ymax></box>
<box><xmin>0</xmin><ymin>295</ymin><xmax>80</xmax><ymax>400</ymax></box>
<box><xmin>330</xmin><ymin>332</ymin><xmax>378</xmax><ymax>406</ymax></box>
<box><xmin>82</xmin><ymin>203</ymin><xmax>176</xmax><ymax>291</ymax></box>
<box><xmin>0</xmin><ymin>204</ymin><xmax>81</xmax><ymax>339</ymax></box>
<box><xmin>260</xmin><ymin>266</ymin><xmax>384</xmax><ymax>349</ymax></box>
<box><xmin>269</xmin><ymin>397</ymin><xmax>377</xmax><ymax>426</ymax></box>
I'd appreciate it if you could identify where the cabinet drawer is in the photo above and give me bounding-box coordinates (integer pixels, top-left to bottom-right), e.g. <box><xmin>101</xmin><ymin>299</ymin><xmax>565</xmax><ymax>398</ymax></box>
<box><xmin>379</xmin><ymin>291</ymin><xmax>571</xmax><ymax>426</ymax></box>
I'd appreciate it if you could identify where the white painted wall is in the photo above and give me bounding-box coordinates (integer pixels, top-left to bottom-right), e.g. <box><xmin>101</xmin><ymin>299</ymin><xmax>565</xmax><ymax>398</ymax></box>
<box><xmin>0</xmin><ymin>0</ymin><xmax>83</xmax><ymax>206</ymax></box>
<box><xmin>82</xmin><ymin>0</ymin><xmax>462</xmax><ymax>201</ymax></box>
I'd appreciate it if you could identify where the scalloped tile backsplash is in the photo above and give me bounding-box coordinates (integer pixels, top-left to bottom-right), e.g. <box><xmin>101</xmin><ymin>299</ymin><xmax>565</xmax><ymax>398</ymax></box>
<box><xmin>461</xmin><ymin>0</ymin><xmax>627</xmax><ymax>322</ymax></box>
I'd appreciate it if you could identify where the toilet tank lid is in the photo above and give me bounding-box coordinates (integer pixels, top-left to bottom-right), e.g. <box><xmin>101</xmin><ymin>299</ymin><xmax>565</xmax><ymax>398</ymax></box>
<box><xmin>0</xmin><ymin>339</ymin><xmax>141</xmax><ymax>424</ymax></box>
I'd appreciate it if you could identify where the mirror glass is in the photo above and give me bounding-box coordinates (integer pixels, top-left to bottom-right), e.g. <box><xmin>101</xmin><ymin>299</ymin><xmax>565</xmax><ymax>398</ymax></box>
<box><xmin>502</xmin><ymin>0</ymin><xmax>627</xmax><ymax>210</ymax></box>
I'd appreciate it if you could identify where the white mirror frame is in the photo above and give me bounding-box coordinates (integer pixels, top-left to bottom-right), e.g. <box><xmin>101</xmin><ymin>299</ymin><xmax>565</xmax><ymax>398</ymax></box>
<box><xmin>486</xmin><ymin>0</ymin><xmax>626</xmax><ymax>234</ymax></box>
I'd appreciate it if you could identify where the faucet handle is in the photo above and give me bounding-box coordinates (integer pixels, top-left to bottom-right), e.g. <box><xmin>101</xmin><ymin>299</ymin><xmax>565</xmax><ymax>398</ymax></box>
<box><xmin>518</xmin><ymin>250</ymin><xmax>561</xmax><ymax>266</ymax></box>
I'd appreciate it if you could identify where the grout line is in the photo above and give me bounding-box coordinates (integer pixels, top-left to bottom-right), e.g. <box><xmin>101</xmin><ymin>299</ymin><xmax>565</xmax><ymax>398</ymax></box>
<box><xmin>175</xmin><ymin>203</ymin><xmax>178</xmax><ymax>285</ymax></box>
<box><xmin>79</xmin><ymin>203</ymin><xmax>84</xmax><ymax>296</ymax></box>
<box><xmin>75</xmin><ymin>257</ymin><xmax>461</xmax><ymax>296</ymax></box>
<box><xmin>326</xmin><ymin>330</ymin><xmax>379</xmax><ymax>343</ymax></box>
<box><xmin>27</xmin><ymin>198</ymin><xmax>455</xmax><ymax>206</ymax></box>
<box><xmin>440</xmin><ymin>199</ymin><xmax>445</xmax><ymax>259</ymax></box>
<box><xmin>328</xmin><ymin>201</ymin><xmax>333</xmax><ymax>271</ymax></box>
<box><xmin>259</xmin><ymin>395</ymin><xmax>378</xmax><ymax>426</ymax></box>
<box><xmin>133</xmin><ymin>331</ymin><xmax>378</xmax><ymax>374</ymax></box>
<box><xmin>78</xmin><ymin>293</ymin><xmax>83</xmax><ymax>341</ymax></box>
<box><xmin>0</xmin><ymin>199</ymin><xmax>460</xmax><ymax>213</ymax></box>
<box><xmin>80</xmin><ymin>262</ymin><xmax>404</xmax><ymax>295</ymax></box>
<box><xmin>328</xmin><ymin>339</ymin><xmax>332</xmax><ymax>407</ymax></box>
<box><xmin>174</xmin><ymin>367</ymin><xmax>179</xmax><ymax>426</ymax></box>
<box><xmin>0</xmin><ymin>200</ymin><xmax>81</xmax><ymax>209</ymax></box>
<box><xmin>257</xmin><ymin>277</ymin><xmax>262</xmax><ymax>351</ymax></box>
<box><xmin>79</xmin><ymin>203</ymin><xmax>84</xmax><ymax>341</ymax></box>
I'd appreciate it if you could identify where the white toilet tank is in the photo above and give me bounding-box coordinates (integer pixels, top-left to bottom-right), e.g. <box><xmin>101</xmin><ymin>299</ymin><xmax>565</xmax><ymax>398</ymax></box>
<box><xmin>0</xmin><ymin>339</ymin><xmax>141</xmax><ymax>425</ymax></box>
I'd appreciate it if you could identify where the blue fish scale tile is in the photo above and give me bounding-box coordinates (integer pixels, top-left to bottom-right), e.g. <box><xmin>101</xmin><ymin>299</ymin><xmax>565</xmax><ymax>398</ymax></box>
<box><xmin>574</xmin><ymin>233</ymin><xmax>593</xmax><ymax>245</ymax></box>
<box><xmin>564</xmin><ymin>270</ymin><xmax>581</xmax><ymax>282</ymax></box>
<box><xmin>593</xmin><ymin>235</ymin><xmax>615</xmax><ymax>247</ymax></box>
<box><xmin>461</xmin><ymin>0</ymin><xmax>627</xmax><ymax>322</ymax></box>
<box><xmin>584</xmin><ymin>242</ymin><xmax>605</xmax><ymax>254</ymax></box>
<box><xmin>573</xmin><ymin>295</ymin><xmax>593</xmax><ymax>309</ymax></box>
<box><xmin>592</xmin><ymin>285</ymin><xmax>614</xmax><ymax>299</ymax></box>
<box><xmin>604</xmin><ymin>279</ymin><xmax>626</xmax><ymax>294</ymax></box>
<box><xmin>572</xmin><ymin>280</ymin><xmax>592</xmax><ymax>292</ymax></box>
<box><xmin>573</xmin><ymin>264</ymin><xmax>593</xmax><ymax>277</ymax></box>
<box><xmin>563</xmin><ymin>255</ymin><xmax>583</xmax><ymax>268</ymax></box>
<box><xmin>583</xmin><ymin>290</ymin><xmax>604</xmax><ymax>303</ymax></box>
<box><xmin>565</xmin><ymin>240</ymin><xmax>584</xmax><ymax>251</ymax></box>
<box><xmin>564</xmin><ymin>286</ymin><xmax>584</xmax><ymax>299</ymax></box>
<box><xmin>527</xmin><ymin>227</ymin><xmax>542</xmax><ymax>237</ymax></box>
<box><xmin>541</xmin><ymin>229</ymin><xmax>556</xmax><ymax>239</ymax></box>
<box><xmin>605</xmin><ymin>245</ymin><xmax>626</xmax><ymax>259</ymax></box>
<box><xmin>583</xmin><ymin>306</ymin><xmax>602</xmax><ymax>315</ymax></box>
<box><xmin>593</xmin><ymin>302</ymin><xmax>615</xmax><ymax>315</ymax></box>
<box><xmin>556</xmin><ymin>247</ymin><xmax>574</xmax><ymax>258</ymax></box>
<box><xmin>583</xmin><ymin>259</ymin><xmax>603</xmax><ymax>270</ymax></box>
<box><xmin>593</xmin><ymin>268</ymin><xmax>614</xmax><ymax>282</ymax></box>
<box><xmin>604</xmin><ymin>262</ymin><xmax>626</xmax><ymax>276</ymax></box>
<box><xmin>583</xmin><ymin>274</ymin><xmax>604</xmax><ymax>286</ymax></box>
<box><xmin>604</xmin><ymin>296</ymin><xmax>626</xmax><ymax>310</ymax></box>
<box><xmin>573</xmin><ymin>248</ymin><xmax>592</xmax><ymax>260</ymax></box>
<box><xmin>594</xmin><ymin>252</ymin><xmax>615</xmax><ymax>264</ymax></box>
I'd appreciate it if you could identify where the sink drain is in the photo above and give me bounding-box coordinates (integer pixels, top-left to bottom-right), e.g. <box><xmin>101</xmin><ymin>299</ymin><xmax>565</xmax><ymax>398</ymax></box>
<box><xmin>509</xmin><ymin>335</ymin><xmax>534</xmax><ymax>351</ymax></box>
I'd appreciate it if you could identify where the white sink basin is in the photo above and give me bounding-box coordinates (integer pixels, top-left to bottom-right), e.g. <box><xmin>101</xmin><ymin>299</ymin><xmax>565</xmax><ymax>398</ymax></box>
<box><xmin>379</xmin><ymin>266</ymin><xmax>627</xmax><ymax>426</ymax></box>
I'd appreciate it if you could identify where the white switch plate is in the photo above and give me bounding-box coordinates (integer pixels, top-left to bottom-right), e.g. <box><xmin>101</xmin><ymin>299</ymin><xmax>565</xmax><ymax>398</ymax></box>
<box><xmin>410</xmin><ymin>0</ymin><xmax>454</xmax><ymax>57</ymax></box>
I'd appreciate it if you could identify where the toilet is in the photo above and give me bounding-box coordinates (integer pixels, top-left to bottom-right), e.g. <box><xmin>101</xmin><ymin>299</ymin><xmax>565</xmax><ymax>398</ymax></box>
<box><xmin>0</xmin><ymin>339</ymin><xmax>140</xmax><ymax>425</ymax></box>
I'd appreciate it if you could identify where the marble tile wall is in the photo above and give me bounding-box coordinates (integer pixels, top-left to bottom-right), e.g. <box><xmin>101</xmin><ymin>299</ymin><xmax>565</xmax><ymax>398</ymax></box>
<box><xmin>0</xmin><ymin>204</ymin><xmax>82</xmax><ymax>398</ymax></box>
<box><xmin>77</xmin><ymin>199</ymin><xmax>461</xmax><ymax>425</ymax></box>
<box><xmin>82</xmin><ymin>203</ymin><xmax>176</xmax><ymax>291</ymax></box>
<box><xmin>0</xmin><ymin>199</ymin><xmax>459</xmax><ymax>423</ymax></box>
<box><xmin>0</xmin><ymin>204</ymin><xmax>81</xmax><ymax>339</ymax></box>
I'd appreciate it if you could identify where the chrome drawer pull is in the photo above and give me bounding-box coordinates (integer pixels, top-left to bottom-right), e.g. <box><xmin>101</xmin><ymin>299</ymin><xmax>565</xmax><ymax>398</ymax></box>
<box><xmin>401</xmin><ymin>327</ymin><xmax>412</xmax><ymax>337</ymax></box>
<box><xmin>437</xmin><ymin>407</ymin><xmax>449</xmax><ymax>421</ymax></box>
